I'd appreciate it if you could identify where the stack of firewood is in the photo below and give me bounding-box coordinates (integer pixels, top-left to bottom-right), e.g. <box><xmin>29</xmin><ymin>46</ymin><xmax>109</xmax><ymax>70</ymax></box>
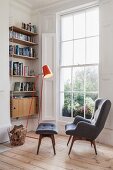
<box><xmin>8</xmin><ymin>125</ymin><xmax>27</xmax><ymax>146</ymax></box>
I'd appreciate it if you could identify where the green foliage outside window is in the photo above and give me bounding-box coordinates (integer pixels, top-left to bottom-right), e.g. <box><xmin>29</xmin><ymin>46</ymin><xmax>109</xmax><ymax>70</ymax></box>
<box><xmin>62</xmin><ymin>67</ymin><xmax>98</xmax><ymax>118</ymax></box>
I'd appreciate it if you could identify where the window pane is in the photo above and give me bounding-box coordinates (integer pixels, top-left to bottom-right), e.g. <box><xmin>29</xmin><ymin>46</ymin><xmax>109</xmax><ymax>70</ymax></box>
<box><xmin>60</xmin><ymin>92</ymin><xmax>72</xmax><ymax>117</ymax></box>
<box><xmin>60</xmin><ymin>68</ymin><xmax>71</xmax><ymax>92</ymax></box>
<box><xmin>73</xmin><ymin>93</ymin><xmax>84</xmax><ymax>117</ymax></box>
<box><xmin>85</xmin><ymin>93</ymin><xmax>98</xmax><ymax>118</ymax></box>
<box><xmin>74</xmin><ymin>12</ymin><xmax>85</xmax><ymax>39</ymax></box>
<box><xmin>86</xmin><ymin>37</ymin><xmax>99</xmax><ymax>64</ymax></box>
<box><xmin>74</xmin><ymin>39</ymin><xmax>85</xmax><ymax>64</ymax></box>
<box><xmin>61</xmin><ymin>15</ymin><xmax>73</xmax><ymax>41</ymax></box>
<box><xmin>73</xmin><ymin>67</ymin><xmax>84</xmax><ymax>91</ymax></box>
<box><xmin>85</xmin><ymin>66</ymin><xmax>98</xmax><ymax>92</ymax></box>
<box><xmin>61</xmin><ymin>41</ymin><xmax>73</xmax><ymax>66</ymax></box>
<box><xmin>86</xmin><ymin>7</ymin><xmax>99</xmax><ymax>36</ymax></box>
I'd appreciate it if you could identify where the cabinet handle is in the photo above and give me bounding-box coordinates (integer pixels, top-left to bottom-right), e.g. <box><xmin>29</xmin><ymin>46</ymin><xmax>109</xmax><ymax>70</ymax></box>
<box><xmin>13</xmin><ymin>107</ymin><xmax>16</xmax><ymax>109</ymax></box>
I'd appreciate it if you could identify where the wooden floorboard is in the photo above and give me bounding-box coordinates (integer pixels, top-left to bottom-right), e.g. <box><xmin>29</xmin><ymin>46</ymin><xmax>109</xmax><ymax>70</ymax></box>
<box><xmin>0</xmin><ymin>133</ymin><xmax>113</xmax><ymax>170</ymax></box>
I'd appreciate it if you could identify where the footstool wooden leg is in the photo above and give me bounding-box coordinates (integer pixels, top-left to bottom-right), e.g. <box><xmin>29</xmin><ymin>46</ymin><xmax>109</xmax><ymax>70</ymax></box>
<box><xmin>51</xmin><ymin>135</ymin><xmax>56</xmax><ymax>155</ymax></box>
<box><xmin>37</xmin><ymin>134</ymin><xmax>42</xmax><ymax>154</ymax></box>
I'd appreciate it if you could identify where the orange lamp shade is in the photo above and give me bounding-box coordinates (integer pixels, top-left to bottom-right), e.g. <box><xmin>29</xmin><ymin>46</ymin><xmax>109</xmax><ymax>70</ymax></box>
<box><xmin>42</xmin><ymin>65</ymin><xmax>53</xmax><ymax>78</ymax></box>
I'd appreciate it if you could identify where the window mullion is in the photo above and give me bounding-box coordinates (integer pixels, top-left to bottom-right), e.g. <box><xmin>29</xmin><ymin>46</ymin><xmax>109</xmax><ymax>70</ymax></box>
<box><xmin>84</xmin><ymin>10</ymin><xmax>87</xmax><ymax>118</ymax></box>
<box><xmin>71</xmin><ymin>68</ymin><xmax>73</xmax><ymax>117</ymax></box>
<box><xmin>84</xmin><ymin>67</ymin><xmax>86</xmax><ymax>118</ymax></box>
<box><xmin>60</xmin><ymin>63</ymin><xmax>98</xmax><ymax>68</ymax></box>
<box><xmin>71</xmin><ymin>14</ymin><xmax>74</xmax><ymax>118</ymax></box>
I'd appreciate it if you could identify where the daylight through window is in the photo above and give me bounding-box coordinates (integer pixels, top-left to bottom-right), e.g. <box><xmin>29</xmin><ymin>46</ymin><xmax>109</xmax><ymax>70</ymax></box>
<box><xmin>60</xmin><ymin>6</ymin><xmax>99</xmax><ymax>118</ymax></box>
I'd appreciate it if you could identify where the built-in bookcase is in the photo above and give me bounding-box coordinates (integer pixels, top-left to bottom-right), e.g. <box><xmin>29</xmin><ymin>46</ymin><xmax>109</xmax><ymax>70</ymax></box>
<box><xmin>9</xmin><ymin>25</ymin><xmax>38</xmax><ymax>118</ymax></box>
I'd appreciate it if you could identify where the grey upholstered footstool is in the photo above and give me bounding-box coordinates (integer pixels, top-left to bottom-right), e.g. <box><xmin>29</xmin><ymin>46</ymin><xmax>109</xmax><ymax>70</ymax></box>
<box><xmin>36</xmin><ymin>123</ymin><xmax>58</xmax><ymax>155</ymax></box>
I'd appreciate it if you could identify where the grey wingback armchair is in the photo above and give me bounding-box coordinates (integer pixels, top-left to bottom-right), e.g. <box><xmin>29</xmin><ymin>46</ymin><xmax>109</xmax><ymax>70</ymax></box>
<box><xmin>65</xmin><ymin>98</ymin><xmax>111</xmax><ymax>155</ymax></box>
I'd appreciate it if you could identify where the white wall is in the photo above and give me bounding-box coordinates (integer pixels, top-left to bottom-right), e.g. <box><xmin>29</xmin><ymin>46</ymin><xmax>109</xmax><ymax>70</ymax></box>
<box><xmin>32</xmin><ymin>0</ymin><xmax>113</xmax><ymax>146</ymax></box>
<box><xmin>9</xmin><ymin>1</ymin><xmax>39</xmax><ymax>132</ymax></box>
<box><xmin>0</xmin><ymin>1</ymin><xmax>35</xmax><ymax>143</ymax></box>
<box><xmin>9</xmin><ymin>0</ymin><xmax>31</xmax><ymax>27</ymax></box>
<box><xmin>97</xmin><ymin>0</ymin><xmax>113</xmax><ymax>145</ymax></box>
<box><xmin>0</xmin><ymin>0</ymin><xmax>11</xmax><ymax>143</ymax></box>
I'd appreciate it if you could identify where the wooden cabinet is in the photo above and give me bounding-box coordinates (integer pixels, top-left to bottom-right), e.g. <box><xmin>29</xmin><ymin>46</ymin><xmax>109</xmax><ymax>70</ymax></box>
<box><xmin>11</xmin><ymin>97</ymin><xmax>38</xmax><ymax>118</ymax></box>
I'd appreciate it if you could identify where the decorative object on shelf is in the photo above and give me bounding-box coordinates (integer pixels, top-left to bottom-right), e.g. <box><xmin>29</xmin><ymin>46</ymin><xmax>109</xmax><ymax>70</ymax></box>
<box><xmin>22</xmin><ymin>22</ymin><xmax>37</xmax><ymax>33</ymax></box>
<box><xmin>29</xmin><ymin>69</ymin><xmax>35</xmax><ymax>76</ymax></box>
<box><xmin>24</xmin><ymin>66</ymin><xmax>29</xmax><ymax>76</ymax></box>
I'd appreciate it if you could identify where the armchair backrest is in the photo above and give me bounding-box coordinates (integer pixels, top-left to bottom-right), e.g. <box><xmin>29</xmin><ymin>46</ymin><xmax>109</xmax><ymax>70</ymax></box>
<box><xmin>91</xmin><ymin>98</ymin><xmax>111</xmax><ymax>132</ymax></box>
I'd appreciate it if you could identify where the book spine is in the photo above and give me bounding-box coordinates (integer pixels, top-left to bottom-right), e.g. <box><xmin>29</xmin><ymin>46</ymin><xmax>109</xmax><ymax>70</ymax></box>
<box><xmin>21</xmin><ymin>63</ymin><xmax>23</xmax><ymax>76</ymax></box>
<box><xmin>13</xmin><ymin>62</ymin><xmax>18</xmax><ymax>75</ymax></box>
<box><xmin>15</xmin><ymin>45</ymin><xmax>19</xmax><ymax>55</ymax></box>
<box><xmin>9</xmin><ymin>61</ymin><xmax>13</xmax><ymax>76</ymax></box>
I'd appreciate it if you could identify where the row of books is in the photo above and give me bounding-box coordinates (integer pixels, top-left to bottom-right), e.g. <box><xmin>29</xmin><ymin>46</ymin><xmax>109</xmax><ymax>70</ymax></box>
<box><xmin>9</xmin><ymin>61</ymin><xmax>31</xmax><ymax>76</ymax></box>
<box><xmin>9</xmin><ymin>31</ymin><xmax>35</xmax><ymax>43</ymax></box>
<box><xmin>9</xmin><ymin>45</ymin><xmax>36</xmax><ymax>57</ymax></box>
<box><xmin>14</xmin><ymin>82</ymin><xmax>34</xmax><ymax>91</ymax></box>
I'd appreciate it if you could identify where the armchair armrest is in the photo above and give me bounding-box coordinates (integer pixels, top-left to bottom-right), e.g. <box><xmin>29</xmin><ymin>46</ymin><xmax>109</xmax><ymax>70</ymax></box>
<box><xmin>73</xmin><ymin>115</ymin><xmax>91</xmax><ymax>124</ymax></box>
<box><xmin>75</xmin><ymin>121</ymin><xmax>98</xmax><ymax>140</ymax></box>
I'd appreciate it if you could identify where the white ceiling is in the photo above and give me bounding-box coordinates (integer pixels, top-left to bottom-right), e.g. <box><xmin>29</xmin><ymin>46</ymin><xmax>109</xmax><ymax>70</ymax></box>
<box><xmin>17</xmin><ymin>0</ymin><xmax>63</xmax><ymax>9</ymax></box>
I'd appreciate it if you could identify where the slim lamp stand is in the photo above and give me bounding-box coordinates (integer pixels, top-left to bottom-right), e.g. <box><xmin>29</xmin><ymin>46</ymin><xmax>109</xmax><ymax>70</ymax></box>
<box><xmin>26</xmin><ymin>65</ymin><xmax>53</xmax><ymax>138</ymax></box>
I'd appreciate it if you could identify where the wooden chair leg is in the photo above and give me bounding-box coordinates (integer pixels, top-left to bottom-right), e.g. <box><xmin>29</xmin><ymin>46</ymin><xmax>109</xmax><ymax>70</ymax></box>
<box><xmin>51</xmin><ymin>135</ymin><xmax>56</xmax><ymax>155</ymax></box>
<box><xmin>67</xmin><ymin>135</ymin><xmax>72</xmax><ymax>146</ymax></box>
<box><xmin>68</xmin><ymin>136</ymin><xmax>76</xmax><ymax>155</ymax></box>
<box><xmin>37</xmin><ymin>135</ymin><xmax>42</xmax><ymax>154</ymax></box>
<box><xmin>92</xmin><ymin>140</ymin><xmax>97</xmax><ymax>155</ymax></box>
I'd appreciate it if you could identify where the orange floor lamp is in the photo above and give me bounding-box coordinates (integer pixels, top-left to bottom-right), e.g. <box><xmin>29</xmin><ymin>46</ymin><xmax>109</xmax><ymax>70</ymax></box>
<box><xmin>26</xmin><ymin>65</ymin><xmax>53</xmax><ymax>129</ymax></box>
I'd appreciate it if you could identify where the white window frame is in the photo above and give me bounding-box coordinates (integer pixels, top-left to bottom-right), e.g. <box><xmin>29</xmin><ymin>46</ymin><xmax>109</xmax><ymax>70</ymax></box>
<box><xmin>56</xmin><ymin>3</ymin><xmax>99</xmax><ymax>122</ymax></box>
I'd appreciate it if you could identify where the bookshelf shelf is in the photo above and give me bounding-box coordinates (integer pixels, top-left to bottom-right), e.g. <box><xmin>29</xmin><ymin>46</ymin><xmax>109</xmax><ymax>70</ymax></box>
<box><xmin>9</xmin><ymin>26</ymin><xmax>38</xmax><ymax>36</ymax></box>
<box><xmin>10</xmin><ymin>75</ymin><xmax>36</xmax><ymax>78</ymax></box>
<box><xmin>13</xmin><ymin>91</ymin><xmax>36</xmax><ymax>93</ymax></box>
<box><xmin>9</xmin><ymin>54</ymin><xmax>38</xmax><ymax>60</ymax></box>
<box><xmin>9</xmin><ymin>38</ymin><xmax>38</xmax><ymax>46</ymax></box>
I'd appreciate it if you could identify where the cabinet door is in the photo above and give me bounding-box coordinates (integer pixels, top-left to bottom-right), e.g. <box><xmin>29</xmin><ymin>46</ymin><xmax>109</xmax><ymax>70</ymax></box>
<box><xmin>22</xmin><ymin>97</ymin><xmax>37</xmax><ymax>116</ymax></box>
<box><xmin>12</xmin><ymin>99</ymin><xmax>19</xmax><ymax>118</ymax></box>
<box><xmin>23</xmin><ymin>98</ymin><xmax>31</xmax><ymax>116</ymax></box>
<box><xmin>18</xmin><ymin>98</ymin><xmax>24</xmax><ymax>117</ymax></box>
<box><xmin>31</xmin><ymin>97</ymin><xmax>38</xmax><ymax>115</ymax></box>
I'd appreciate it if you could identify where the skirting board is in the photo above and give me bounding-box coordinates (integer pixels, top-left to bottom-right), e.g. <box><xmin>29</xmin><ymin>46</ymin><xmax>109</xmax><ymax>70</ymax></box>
<box><xmin>97</xmin><ymin>128</ymin><xmax>113</xmax><ymax>146</ymax></box>
<box><xmin>0</xmin><ymin>125</ymin><xmax>11</xmax><ymax>143</ymax></box>
<box><xmin>0</xmin><ymin>145</ymin><xmax>11</xmax><ymax>153</ymax></box>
